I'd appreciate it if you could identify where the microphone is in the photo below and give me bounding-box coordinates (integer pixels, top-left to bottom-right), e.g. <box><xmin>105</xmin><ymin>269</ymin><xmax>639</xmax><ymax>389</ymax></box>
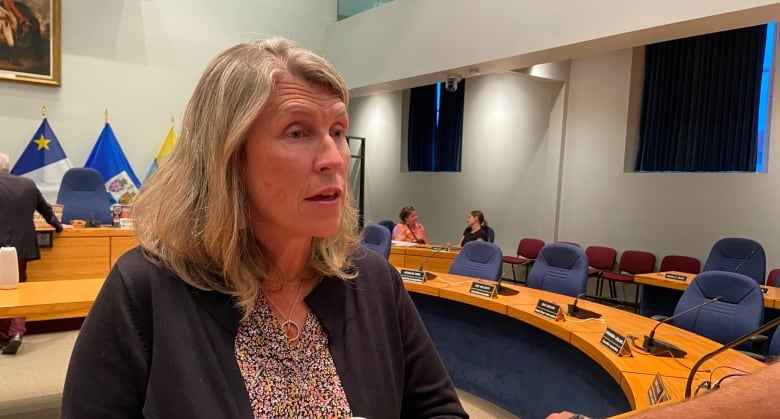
<box><xmin>417</xmin><ymin>246</ymin><xmax>446</xmax><ymax>271</ymax></box>
<box><xmin>642</xmin><ymin>296</ymin><xmax>722</xmax><ymax>357</ymax></box>
<box><xmin>567</xmin><ymin>293</ymin><xmax>602</xmax><ymax>319</ymax></box>
<box><xmin>733</xmin><ymin>246</ymin><xmax>760</xmax><ymax>275</ymax></box>
<box><xmin>684</xmin><ymin>315</ymin><xmax>780</xmax><ymax>399</ymax></box>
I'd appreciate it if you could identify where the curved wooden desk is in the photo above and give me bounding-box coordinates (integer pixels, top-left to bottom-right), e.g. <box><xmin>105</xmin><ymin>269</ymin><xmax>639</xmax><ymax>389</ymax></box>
<box><xmin>403</xmin><ymin>272</ymin><xmax>764</xmax><ymax>418</ymax></box>
<box><xmin>0</xmin><ymin>278</ymin><xmax>104</xmax><ymax>321</ymax></box>
<box><xmin>390</xmin><ymin>244</ymin><xmax>458</xmax><ymax>272</ymax></box>
<box><xmin>30</xmin><ymin>227</ymin><xmax>137</xmax><ymax>282</ymax></box>
<box><xmin>635</xmin><ymin>271</ymin><xmax>780</xmax><ymax>317</ymax></box>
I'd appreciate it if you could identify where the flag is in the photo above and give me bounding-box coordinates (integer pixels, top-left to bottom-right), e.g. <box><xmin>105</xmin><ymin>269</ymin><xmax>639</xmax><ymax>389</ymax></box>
<box><xmin>84</xmin><ymin>123</ymin><xmax>141</xmax><ymax>205</ymax></box>
<box><xmin>144</xmin><ymin>125</ymin><xmax>177</xmax><ymax>180</ymax></box>
<box><xmin>10</xmin><ymin>118</ymin><xmax>73</xmax><ymax>203</ymax></box>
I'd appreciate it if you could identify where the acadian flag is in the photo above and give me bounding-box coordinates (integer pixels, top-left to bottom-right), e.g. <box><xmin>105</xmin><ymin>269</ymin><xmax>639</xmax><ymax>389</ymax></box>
<box><xmin>10</xmin><ymin>118</ymin><xmax>73</xmax><ymax>203</ymax></box>
<box><xmin>84</xmin><ymin>122</ymin><xmax>141</xmax><ymax>205</ymax></box>
<box><xmin>145</xmin><ymin>125</ymin><xmax>177</xmax><ymax>180</ymax></box>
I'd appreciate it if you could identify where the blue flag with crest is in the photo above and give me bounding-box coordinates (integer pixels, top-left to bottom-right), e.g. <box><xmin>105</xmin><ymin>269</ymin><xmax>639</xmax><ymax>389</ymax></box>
<box><xmin>84</xmin><ymin>123</ymin><xmax>141</xmax><ymax>205</ymax></box>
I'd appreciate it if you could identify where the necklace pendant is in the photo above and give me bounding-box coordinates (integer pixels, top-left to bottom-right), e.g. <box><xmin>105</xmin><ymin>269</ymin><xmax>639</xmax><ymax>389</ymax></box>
<box><xmin>281</xmin><ymin>319</ymin><xmax>301</xmax><ymax>341</ymax></box>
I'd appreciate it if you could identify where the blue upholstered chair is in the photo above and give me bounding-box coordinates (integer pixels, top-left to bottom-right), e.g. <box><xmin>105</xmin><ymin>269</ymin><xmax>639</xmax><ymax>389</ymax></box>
<box><xmin>526</xmin><ymin>243</ymin><xmax>589</xmax><ymax>298</ymax></box>
<box><xmin>670</xmin><ymin>271</ymin><xmax>764</xmax><ymax>349</ymax></box>
<box><xmin>448</xmin><ymin>241</ymin><xmax>503</xmax><ymax>281</ymax></box>
<box><xmin>377</xmin><ymin>219</ymin><xmax>395</xmax><ymax>234</ymax></box>
<box><xmin>360</xmin><ymin>224</ymin><xmax>392</xmax><ymax>259</ymax></box>
<box><xmin>57</xmin><ymin>168</ymin><xmax>113</xmax><ymax>225</ymax></box>
<box><xmin>486</xmin><ymin>226</ymin><xmax>495</xmax><ymax>243</ymax></box>
<box><xmin>702</xmin><ymin>237</ymin><xmax>766</xmax><ymax>285</ymax></box>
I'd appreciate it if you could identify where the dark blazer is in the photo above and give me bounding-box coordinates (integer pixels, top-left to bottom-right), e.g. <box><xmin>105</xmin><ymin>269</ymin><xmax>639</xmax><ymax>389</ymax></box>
<box><xmin>0</xmin><ymin>170</ymin><xmax>62</xmax><ymax>261</ymax></box>
<box><xmin>61</xmin><ymin>247</ymin><xmax>467</xmax><ymax>419</ymax></box>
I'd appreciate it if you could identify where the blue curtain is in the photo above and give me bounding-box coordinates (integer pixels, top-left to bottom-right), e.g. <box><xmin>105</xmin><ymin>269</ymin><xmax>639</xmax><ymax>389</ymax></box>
<box><xmin>407</xmin><ymin>80</ymin><xmax>465</xmax><ymax>171</ymax></box>
<box><xmin>635</xmin><ymin>24</ymin><xmax>766</xmax><ymax>172</ymax></box>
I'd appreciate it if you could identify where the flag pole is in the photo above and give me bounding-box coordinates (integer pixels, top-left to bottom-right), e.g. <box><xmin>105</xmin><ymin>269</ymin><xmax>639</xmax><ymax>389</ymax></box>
<box><xmin>41</xmin><ymin>104</ymin><xmax>46</xmax><ymax>118</ymax></box>
<box><xmin>105</xmin><ymin>109</ymin><xmax>109</xmax><ymax>124</ymax></box>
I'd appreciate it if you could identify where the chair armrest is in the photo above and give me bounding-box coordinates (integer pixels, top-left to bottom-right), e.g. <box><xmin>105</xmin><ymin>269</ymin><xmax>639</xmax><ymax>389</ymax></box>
<box><xmin>749</xmin><ymin>334</ymin><xmax>769</xmax><ymax>354</ymax></box>
<box><xmin>739</xmin><ymin>350</ymin><xmax>768</xmax><ymax>362</ymax></box>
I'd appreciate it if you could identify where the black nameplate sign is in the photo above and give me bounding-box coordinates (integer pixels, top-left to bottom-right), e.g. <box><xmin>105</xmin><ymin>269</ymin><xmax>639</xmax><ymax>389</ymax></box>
<box><xmin>400</xmin><ymin>269</ymin><xmax>426</xmax><ymax>283</ymax></box>
<box><xmin>646</xmin><ymin>372</ymin><xmax>671</xmax><ymax>406</ymax></box>
<box><xmin>600</xmin><ymin>327</ymin><xmax>632</xmax><ymax>357</ymax></box>
<box><xmin>534</xmin><ymin>299</ymin><xmax>564</xmax><ymax>321</ymax></box>
<box><xmin>760</xmin><ymin>286</ymin><xmax>769</xmax><ymax>294</ymax></box>
<box><xmin>469</xmin><ymin>281</ymin><xmax>497</xmax><ymax>298</ymax></box>
<box><xmin>664</xmin><ymin>273</ymin><xmax>688</xmax><ymax>281</ymax></box>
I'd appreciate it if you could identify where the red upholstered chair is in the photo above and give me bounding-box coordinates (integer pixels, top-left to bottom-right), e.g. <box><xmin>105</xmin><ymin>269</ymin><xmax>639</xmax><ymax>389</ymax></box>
<box><xmin>767</xmin><ymin>268</ymin><xmax>780</xmax><ymax>287</ymax></box>
<box><xmin>502</xmin><ymin>238</ymin><xmax>545</xmax><ymax>283</ymax></box>
<box><xmin>659</xmin><ymin>255</ymin><xmax>701</xmax><ymax>275</ymax></box>
<box><xmin>585</xmin><ymin>246</ymin><xmax>617</xmax><ymax>297</ymax></box>
<box><xmin>600</xmin><ymin>250</ymin><xmax>656</xmax><ymax>312</ymax></box>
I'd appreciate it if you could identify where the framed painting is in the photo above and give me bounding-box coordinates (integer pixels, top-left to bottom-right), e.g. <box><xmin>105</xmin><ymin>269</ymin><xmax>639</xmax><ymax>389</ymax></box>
<box><xmin>0</xmin><ymin>0</ymin><xmax>60</xmax><ymax>86</ymax></box>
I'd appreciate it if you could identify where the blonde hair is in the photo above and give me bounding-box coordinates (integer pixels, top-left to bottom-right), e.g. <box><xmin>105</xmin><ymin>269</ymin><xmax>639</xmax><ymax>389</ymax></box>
<box><xmin>131</xmin><ymin>37</ymin><xmax>358</xmax><ymax>320</ymax></box>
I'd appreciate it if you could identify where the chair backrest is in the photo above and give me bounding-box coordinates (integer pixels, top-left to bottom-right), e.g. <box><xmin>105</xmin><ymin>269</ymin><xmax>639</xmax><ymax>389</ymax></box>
<box><xmin>672</xmin><ymin>271</ymin><xmax>764</xmax><ymax>346</ymax></box>
<box><xmin>448</xmin><ymin>241</ymin><xmax>503</xmax><ymax>281</ymax></box>
<box><xmin>702</xmin><ymin>237</ymin><xmax>766</xmax><ymax>285</ymax></box>
<box><xmin>377</xmin><ymin>219</ymin><xmax>395</xmax><ymax>234</ymax></box>
<box><xmin>768</xmin><ymin>328</ymin><xmax>780</xmax><ymax>356</ymax></box>
<box><xmin>56</xmin><ymin>168</ymin><xmax>113</xmax><ymax>225</ymax></box>
<box><xmin>659</xmin><ymin>255</ymin><xmax>701</xmax><ymax>274</ymax></box>
<box><xmin>585</xmin><ymin>245</ymin><xmax>617</xmax><ymax>271</ymax></box>
<box><xmin>617</xmin><ymin>250</ymin><xmax>656</xmax><ymax>275</ymax></box>
<box><xmin>557</xmin><ymin>241</ymin><xmax>581</xmax><ymax>248</ymax></box>
<box><xmin>360</xmin><ymin>224</ymin><xmax>392</xmax><ymax>259</ymax></box>
<box><xmin>526</xmin><ymin>243</ymin><xmax>588</xmax><ymax>297</ymax></box>
<box><xmin>516</xmin><ymin>238</ymin><xmax>545</xmax><ymax>259</ymax></box>
<box><xmin>767</xmin><ymin>268</ymin><xmax>780</xmax><ymax>287</ymax></box>
<box><xmin>486</xmin><ymin>226</ymin><xmax>495</xmax><ymax>243</ymax></box>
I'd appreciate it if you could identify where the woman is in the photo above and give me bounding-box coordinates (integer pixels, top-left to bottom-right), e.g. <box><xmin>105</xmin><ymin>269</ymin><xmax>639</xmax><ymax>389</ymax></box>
<box><xmin>61</xmin><ymin>38</ymin><xmax>465</xmax><ymax>418</ymax></box>
<box><xmin>457</xmin><ymin>210</ymin><xmax>489</xmax><ymax>247</ymax></box>
<box><xmin>392</xmin><ymin>205</ymin><xmax>429</xmax><ymax>244</ymax></box>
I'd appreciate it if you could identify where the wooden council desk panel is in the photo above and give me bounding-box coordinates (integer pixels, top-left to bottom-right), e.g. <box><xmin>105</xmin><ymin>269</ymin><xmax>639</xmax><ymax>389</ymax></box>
<box><xmin>0</xmin><ymin>278</ymin><xmax>105</xmax><ymax>321</ymax></box>
<box><xmin>402</xmin><ymin>273</ymin><xmax>765</xmax><ymax>416</ymax></box>
<box><xmin>390</xmin><ymin>245</ymin><xmax>458</xmax><ymax>272</ymax></box>
<box><xmin>635</xmin><ymin>271</ymin><xmax>780</xmax><ymax>309</ymax></box>
<box><xmin>28</xmin><ymin>228</ymin><xmax>137</xmax><ymax>282</ymax></box>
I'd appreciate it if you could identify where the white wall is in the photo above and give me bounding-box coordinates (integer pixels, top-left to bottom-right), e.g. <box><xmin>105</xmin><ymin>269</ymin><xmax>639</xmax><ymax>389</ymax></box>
<box><xmin>324</xmin><ymin>0</ymin><xmax>780</xmax><ymax>96</ymax></box>
<box><xmin>561</xmin><ymin>48</ymin><xmax>780</xmax><ymax>269</ymax></box>
<box><xmin>0</xmin><ymin>0</ymin><xmax>335</xmax><ymax>177</ymax></box>
<box><xmin>349</xmin><ymin>72</ymin><xmax>565</xmax><ymax>252</ymax></box>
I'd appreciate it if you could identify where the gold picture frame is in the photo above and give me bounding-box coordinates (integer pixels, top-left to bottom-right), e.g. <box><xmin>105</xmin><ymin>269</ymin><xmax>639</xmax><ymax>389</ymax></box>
<box><xmin>0</xmin><ymin>0</ymin><xmax>61</xmax><ymax>86</ymax></box>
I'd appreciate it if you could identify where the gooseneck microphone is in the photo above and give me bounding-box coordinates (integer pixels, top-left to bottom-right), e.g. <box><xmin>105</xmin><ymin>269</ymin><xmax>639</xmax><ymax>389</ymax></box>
<box><xmin>684</xmin><ymin>315</ymin><xmax>780</xmax><ymax>399</ymax></box>
<box><xmin>567</xmin><ymin>293</ymin><xmax>602</xmax><ymax>319</ymax></box>
<box><xmin>417</xmin><ymin>246</ymin><xmax>447</xmax><ymax>271</ymax></box>
<box><xmin>732</xmin><ymin>246</ymin><xmax>760</xmax><ymax>274</ymax></box>
<box><xmin>642</xmin><ymin>296</ymin><xmax>722</xmax><ymax>357</ymax></box>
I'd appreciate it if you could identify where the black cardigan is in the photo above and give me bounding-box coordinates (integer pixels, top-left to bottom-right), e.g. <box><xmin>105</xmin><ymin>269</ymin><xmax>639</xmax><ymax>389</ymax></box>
<box><xmin>61</xmin><ymin>247</ymin><xmax>467</xmax><ymax>419</ymax></box>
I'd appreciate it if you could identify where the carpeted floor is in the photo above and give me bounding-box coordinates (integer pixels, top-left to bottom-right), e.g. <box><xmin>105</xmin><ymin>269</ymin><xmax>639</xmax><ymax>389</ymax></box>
<box><xmin>0</xmin><ymin>330</ymin><xmax>517</xmax><ymax>419</ymax></box>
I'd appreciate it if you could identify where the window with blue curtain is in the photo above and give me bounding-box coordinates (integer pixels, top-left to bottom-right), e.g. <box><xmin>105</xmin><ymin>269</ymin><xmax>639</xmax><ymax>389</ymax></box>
<box><xmin>407</xmin><ymin>81</ymin><xmax>465</xmax><ymax>172</ymax></box>
<box><xmin>635</xmin><ymin>24</ymin><xmax>774</xmax><ymax>172</ymax></box>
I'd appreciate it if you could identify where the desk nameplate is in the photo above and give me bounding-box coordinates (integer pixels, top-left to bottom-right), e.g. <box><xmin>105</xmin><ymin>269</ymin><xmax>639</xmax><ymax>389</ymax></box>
<box><xmin>646</xmin><ymin>372</ymin><xmax>671</xmax><ymax>405</ymax></box>
<box><xmin>400</xmin><ymin>269</ymin><xmax>427</xmax><ymax>283</ymax></box>
<box><xmin>600</xmin><ymin>327</ymin><xmax>632</xmax><ymax>357</ymax></box>
<box><xmin>534</xmin><ymin>299</ymin><xmax>564</xmax><ymax>321</ymax></box>
<box><xmin>469</xmin><ymin>281</ymin><xmax>497</xmax><ymax>298</ymax></box>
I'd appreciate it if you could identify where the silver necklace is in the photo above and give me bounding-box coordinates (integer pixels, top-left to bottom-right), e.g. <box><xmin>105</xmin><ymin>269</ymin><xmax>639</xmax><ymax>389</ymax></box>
<box><xmin>264</xmin><ymin>281</ymin><xmax>304</xmax><ymax>341</ymax></box>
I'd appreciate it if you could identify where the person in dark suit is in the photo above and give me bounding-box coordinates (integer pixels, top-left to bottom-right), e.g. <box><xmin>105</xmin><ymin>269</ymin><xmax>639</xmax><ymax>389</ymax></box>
<box><xmin>0</xmin><ymin>152</ymin><xmax>63</xmax><ymax>354</ymax></box>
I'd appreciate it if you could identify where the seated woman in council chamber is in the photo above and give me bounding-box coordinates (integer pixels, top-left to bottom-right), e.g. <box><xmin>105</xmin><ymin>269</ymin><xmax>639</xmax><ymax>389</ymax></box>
<box><xmin>392</xmin><ymin>205</ymin><xmax>428</xmax><ymax>244</ymax></box>
<box><xmin>457</xmin><ymin>210</ymin><xmax>489</xmax><ymax>247</ymax></box>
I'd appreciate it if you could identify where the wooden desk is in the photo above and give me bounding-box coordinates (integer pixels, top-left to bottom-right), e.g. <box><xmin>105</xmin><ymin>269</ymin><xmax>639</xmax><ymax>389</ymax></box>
<box><xmin>403</xmin><ymin>272</ymin><xmax>765</xmax><ymax>417</ymax></box>
<box><xmin>389</xmin><ymin>245</ymin><xmax>458</xmax><ymax>272</ymax></box>
<box><xmin>0</xmin><ymin>278</ymin><xmax>104</xmax><ymax>321</ymax></box>
<box><xmin>29</xmin><ymin>227</ymin><xmax>137</xmax><ymax>282</ymax></box>
<box><xmin>635</xmin><ymin>271</ymin><xmax>780</xmax><ymax>316</ymax></box>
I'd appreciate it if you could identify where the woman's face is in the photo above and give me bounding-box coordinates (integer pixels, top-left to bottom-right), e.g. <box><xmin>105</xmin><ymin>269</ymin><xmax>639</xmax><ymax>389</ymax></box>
<box><xmin>467</xmin><ymin>214</ymin><xmax>476</xmax><ymax>226</ymax></box>
<box><xmin>405</xmin><ymin>211</ymin><xmax>418</xmax><ymax>225</ymax></box>
<box><xmin>243</xmin><ymin>74</ymin><xmax>349</xmax><ymax>242</ymax></box>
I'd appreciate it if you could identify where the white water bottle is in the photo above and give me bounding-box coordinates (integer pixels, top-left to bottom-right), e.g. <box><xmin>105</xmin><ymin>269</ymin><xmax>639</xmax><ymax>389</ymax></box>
<box><xmin>0</xmin><ymin>246</ymin><xmax>20</xmax><ymax>290</ymax></box>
